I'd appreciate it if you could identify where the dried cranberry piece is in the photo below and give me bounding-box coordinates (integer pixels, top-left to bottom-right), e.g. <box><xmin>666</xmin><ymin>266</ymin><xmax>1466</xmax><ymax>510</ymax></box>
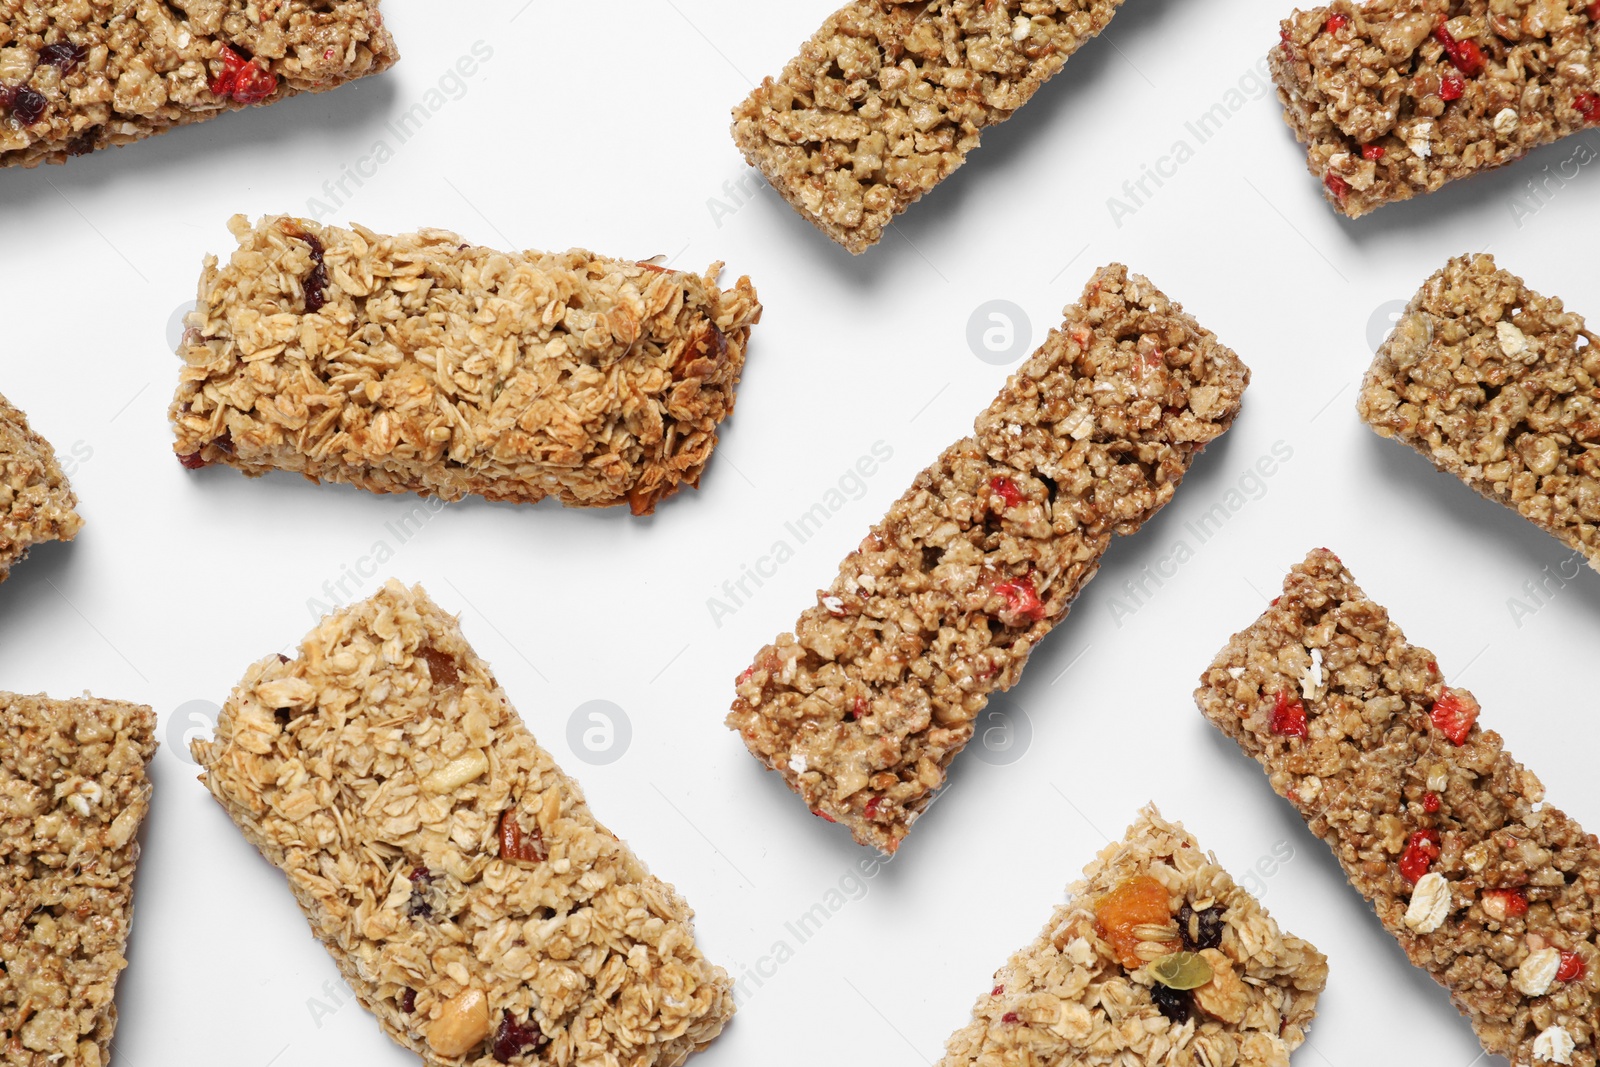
<box><xmin>178</xmin><ymin>450</ymin><xmax>208</xmax><ymax>470</ymax></box>
<box><xmin>1439</xmin><ymin>72</ymin><xmax>1465</xmax><ymax>101</ymax></box>
<box><xmin>399</xmin><ymin>988</ymin><xmax>417</xmax><ymax>1013</ymax></box>
<box><xmin>1151</xmin><ymin>983</ymin><xmax>1191</xmax><ymax>1025</ymax></box>
<box><xmin>1178</xmin><ymin>904</ymin><xmax>1224</xmax><ymax>952</ymax></box>
<box><xmin>990</xmin><ymin>985</ymin><xmax>1004</xmax><ymax>996</ymax></box>
<box><xmin>1576</xmin><ymin>92</ymin><xmax>1600</xmax><ymax>124</ymax></box>
<box><xmin>1361</xmin><ymin>144</ymin><xmax>1385</xmax><ymax>161</ymax></box>
<box><xmin>863</xmin><ymin>796</ymin><xmax>883</xmax><ymax>820</ymax></box>
<box><xmin>1557</xmin><ymin>951</ymin><xmax>1586</xmax><ymax>983</ymax></box>
<box><xmin>210</xmin><ymin>44</ymin><xmax>278</xmax><ymax>104</ymax></box>
<box><xmin>1399</xmin><ymin>830</ymin><xmax>1441</xmax><ymax>884</ymax></box>
<box><xmin>1001</xmin><ymin>1012</ymin><xmax>1020</xmax><ymax>1024</ymax></box>
<box><xmin>1324</xmin><ymin>172</ymin><xmax>1350</xmax><ymax>203</ymax></box>
<box><xmin>9</xmin><ymin>86</ymin><xmax>47</xmax><ymax>126</ymax></box>
<box><xmin>1324</xmin><ymin>13</ymin><xmax>1349</xmax><ymax>34</ymax></box>
<box><xmin>1269</xmin><ymin>691</ymin><xmax>1308</xmax><ymax>739</ymax></box>
<box><xmin>991</xmin><ymin>574</ymin><xmax>1047</xmax><ymax>622</ymax></box>
<box><xmin>989</xmin><ymin>477</ymin><xmax>1025</xmax><ymax>509</ymax></box>
<box><xmin>40</xmin><ymin>42</ymin><xmax>88</xmax><ymax>75</ymax></box>
<box><xmin>1423</xmin><ymin>792</ymin><xmax>1442</xmax><ymax>813</ymax></box>
<box><xmin>491</xmin><ymin>1015</ymin><xmax>546</xmax><ymax>1063</ymax></box>
<box><xmin>1434</xmin><ymin>25</ymin><xmax>1484</xmax><ymax>77</ymax></box>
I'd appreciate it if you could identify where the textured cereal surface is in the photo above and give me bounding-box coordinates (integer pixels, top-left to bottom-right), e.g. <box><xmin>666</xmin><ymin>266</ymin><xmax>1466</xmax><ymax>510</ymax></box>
<box><xmin>1</xmin><ymin>0</ymin><xmax>397</xmax><ymax>168</ymax></box>
<box><xmin>192</xmin><ymin>581</ymin><xmax>734</xmax><ymax>1067</ymax></box>
<box><xmin>1271</xmin><ymin>0</ymin><xmax>1600</xmax><ymax>217</ymax></box>
<box><xmin>1195</xmin><ymin>549</ymin><xmax>1600</xmax><ymax>1067</ymax></box>
<box><xmin>732</xmin><ymin>0</ymin><xmax>1126</xmax><ymax>253</ymax></box>
<box><xmin>170</xmin><ymin>215</ymin><xmax>762</xmax><ymax>515</ymax></box>
<box><xmin>728</xmin><ymin>265</ymin><xmax>1250</xmax><ymax>853</ymax></box>
<box><xmin>0</xmin><ymin>691</ymin><xmax>157</xmax><ymax>1067</ymax></box>
<box><xmin>1359</xmin><ymin>253</ymin><xmax>1600</xmax><ymax>571</ymax></box>
<box><xmin>940</xmin><ymin>805</ymin><xmax>1327</xmax><ymax>1067</ymax></box>
<box><xmin>0</xmin><ymin>390</ymin><xmax>82</xmax><ymax>584</ymax></box>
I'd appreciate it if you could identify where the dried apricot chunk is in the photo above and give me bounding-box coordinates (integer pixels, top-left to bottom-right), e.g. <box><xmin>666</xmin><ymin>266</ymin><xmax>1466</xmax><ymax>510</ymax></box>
<box><xmin>1094</xmin><ymin>875</ymin><xmax>1175</xmax><ymax>968</ymax></box>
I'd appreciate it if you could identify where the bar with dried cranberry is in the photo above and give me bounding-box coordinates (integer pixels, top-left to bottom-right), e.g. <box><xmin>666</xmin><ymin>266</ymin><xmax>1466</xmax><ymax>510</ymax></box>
<box><xmin>1272</xmin><ymin>0</ymin><xmax>1600</xmax><ymax>217</ymax></box>
<box><xmin>728</xmin><ymin>265</ymin><xmax>1250</xmax><ymax>853</ymax></box>
<box><xmin>940</xmin><ymin>804</ymin><xmax>1327</xmax><ymax>1067</ymax></box>
<box><xmin>1</xmin><ymin>691</ymin><xmax>156</xmax><ymax>1066</ymax></box>
<box><xmin>1194</xmin><ymin>549</ymin><xmax>1600</xmax><ymax>1067</ymax></box>
<box><xmin>169</xmin><ymin>215</ymin><xmax>762</xmax><ymax>515</ymax></box>
<box><xmin>192</xmin><ymin>581</ymin><xmax>734</xmax><ymax>1067</ymax></box>
<box><xmin>1360</xmin><ymin>253</ymin><xmax>1600</xmax><ymax>571</ymax></box>
<box><xmin>1</xmin><ymin>390</ymin><xmax>82</xmax><ymax>584</ymax></box>
<box><xmin>1</xmin><ymin>1</ymin><xmax>397</xmax><ymax>168</ymax></box>
<box><xmin>731</xmin><ymin>0</ymin><xmax>1127</xmax><ymax>254</ymax></box>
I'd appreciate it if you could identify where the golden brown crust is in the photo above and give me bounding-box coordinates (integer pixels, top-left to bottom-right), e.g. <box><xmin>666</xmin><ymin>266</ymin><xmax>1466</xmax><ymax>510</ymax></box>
<box><xmin>0</xmin><ymin>390</ymin><xmax>82</xmax><ymax>584</ymax></box>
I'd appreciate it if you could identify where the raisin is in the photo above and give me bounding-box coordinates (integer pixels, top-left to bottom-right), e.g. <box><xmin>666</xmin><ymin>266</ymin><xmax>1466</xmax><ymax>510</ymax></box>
<box><xmin>40</xmin><ymin>42</ymin><xmax>88</xmax><ymax>75</ymax></box>
<box><xmin>406</xmin><ymin>866</ymin><xmax>435</xmax><ymax>919</ymax></box>
<box><xmin>1151</xmin><ymin>983</ymin><xmax>1191</xmax><ymax>1025</ymax></box>
<box><xmin>399</xmin><ymin>988</ymin><xmax>417</xmax><ymax>1013</ymax></box>
<box><xmin>420</xmin><ymin>647</ymin><xmax>459</xmax><ymax>687</ymax></box>
<box><xmin>1178</xmin><ymin>904</ymin><xmax>1224</xmax><ymax>952</ymax></box>
<box><xmin>178</xmin><ymin>451</ymin><xmax>208</xmax><ymax>470</ymax></box>
<box><xmin>491</xmin><ymin>1015</ymin><xmax>547</xmax><ymax>1063</ymax></box>
<box><xmin>297</xmin><ymin>231</ymin><xmax>329</xmax><ymax>314</ymax></box>
<box><xmin>10</xmin><ymin>87</ymin><xmax>47</xmax><ymax>126</ymax></box>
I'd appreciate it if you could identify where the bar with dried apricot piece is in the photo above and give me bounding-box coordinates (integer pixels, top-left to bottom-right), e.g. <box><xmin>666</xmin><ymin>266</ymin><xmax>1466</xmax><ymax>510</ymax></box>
<box><xmin>1195</xmin><ymin>549</ymin><xmax>1600</xmax><ymax>1067</ymax></box>
<box><xmin>169</xmin><ymin>215</ymin><xmax>762</xmax><ymax>515</ymax></box>
<box><xmin>728</xmin><ymin>265</ymin><xmax>1250</xmax><ymax>853</ymax></box>
<box><xmin>192</xmin><ymin>581</ymin><xmax>734</xmax><ymax>1067</ymax></box>
<box><xmin>1</xmin><ymin>390</ymin><xmax>82</xmax><ymax>584</ymax></box>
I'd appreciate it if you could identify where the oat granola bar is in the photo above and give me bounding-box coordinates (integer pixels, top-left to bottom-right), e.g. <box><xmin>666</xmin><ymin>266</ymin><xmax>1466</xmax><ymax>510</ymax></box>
<box><xmin>728</xmin><ymin>265</ymin><xmax>1250</xmax><ymax>853</ymax></box>
<box><xmin>940</xmin><ymin>805</ymin><xmax>1327</xmax><ymax>1067</ymax></box>
<box><xmin>731</xmin><ymin>0</ymin><xmax>1127</xmax><ymax>253</ymax></box>
<box><xmin>169</xmin><ymin>215</ymin><xmax>762</xmax><ymax>515</ymax></box>
<box><xmin>1</xmin><ymin>691</ymin><xmax>156</xmax><ymax>1067</ymax></box>
<box><xmin>192</xmin><ymin>581</ymin><xmax>734</xmax><ymax>1067</ymax></box>
<box><xmin>1195</xmin><ymin>549</ymin><xmax>1600</xmax><ymax>1067</ymax></box>
<box><xmin>1271</xmin><ymin>0</ymin><xmax>1600</xmax><ymax>218</ymax></box>
<box><xmin>1</xmin><ymin>391</ymin><xmax>82</xmax><ymax>584</ymax></box>
<box><xmin>1</xmin><ymin>1</ymin><xmax>397</xmax><ymax>169</ymax></box>
<box><xmin>1359</xmin><ymin>254</ymin><xmax>1600</xmax><ymax>570</ymax></box>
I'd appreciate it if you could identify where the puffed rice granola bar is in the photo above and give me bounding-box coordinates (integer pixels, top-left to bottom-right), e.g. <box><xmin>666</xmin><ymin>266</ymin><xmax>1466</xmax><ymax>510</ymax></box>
<box><xmin>732</xmin><ymin>0</ymin><xmax>1127</xmax><ymax>253</ymax></box>
<box><xmin>192</xmin><ymin>581</ymin><xmax>734</xmax><ymax>1067</ymax></box>
<box><xmin>170</xmin><ymin>215</ymin><xmax>762</xmax><ymax>515</ymax></box>
<box><xmin>1195</xmin><ymin>549</ymin><xmax>1600</xmax><ymax>1067</ymax></box>
<box><xmin>1359</xmin><ymin>254</ymin><xmax>1600</xmax><ymax>570</ymax></box>
<box><xmin>1</xmin><ymin>0</ymin><xmax>397</xmax><ymax>169</ymax></box>
<box><xmin>1</xmin><ymin>390</ymin><xmax>82</xmax><ymax>584</ymax></box>
<box><xmin>1272</xmin><ymin>0</ymin><xmax>1600</xmax><ymax>218</ymax></box>
<box><xmin>1</xmin><ymin>691</ymin><xmax>156</xmax><ymax>1067</ymax></box>
<box><xmin>728</xmin><ymin>265</ymin><xmax>1250</xmax><ymax>853</ymax></box>
<box><xmin>940</xmin><ymin>805</ymin><xmax>1327</xmax><ymax>1067</ymax></box>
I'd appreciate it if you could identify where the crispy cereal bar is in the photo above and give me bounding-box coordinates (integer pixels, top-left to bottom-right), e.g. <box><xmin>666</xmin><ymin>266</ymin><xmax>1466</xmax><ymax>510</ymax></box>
<box><xmin>1</xmin><ymin>691</ymin><xmax>156</xmax><ymax>1067</ymax></box>
<box><xmin>731</xmin><ymin>0</ymin><xmax>1127</xmax><ymax>253</ymax></box>
<box><xmin>1</xmin><ymin>1</ymin><xmax>397</xmax><ymax>169</ymax></box>
<box><xmin>1272</xmin><ymin>0</ymin><xmax>1600</xmax><ymax>217</ymax></box>
<box><xmin>940</xmin><ymin>805</ymin><xmax>1327</xmax><ymax>1067</ymax></box>
<box><xmin>728</xmin><ymin>265</ymin><xmax>1250</xmax><ymax>853</ymax></box>
<box><xmin>1195</xmin><ymin>549</ymin><xmax>1600</xmax><ymax>1067</ymax></box>
<box><xmin>192</xmin><ymin>581</ymin><xmax>734</xmax><ymax>1067</ymax></box>
<box><xmin>1</xmin><ymin>391</ymin><xmax>82</xmax><ymax>584</ymax></box>
<box><xmin>1359</xmin><ymin>254</ymin><xmax>1600</xmax><ymax>570</ymax></box>
<box><xmin>170</xmin><ymin>215</ymin><xmax>762</xmax><ymax>515</ymax></box>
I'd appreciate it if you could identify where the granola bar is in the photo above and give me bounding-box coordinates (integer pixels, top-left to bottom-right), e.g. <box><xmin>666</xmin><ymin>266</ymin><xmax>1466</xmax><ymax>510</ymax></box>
<box><xmin>1195</xmin><ymin>549</ymin><xmax>1600</xmax><ymax>1067</ymax></box>
<box><xmin>1359</xmin><ymin>254</ymin><xmax>1600</xmax><ymax>570</ymax></box>
<box><xmin>940</xmin><ymin>805</ymin><xmax>1327</xmax><ymax>1067</ymax></box>
<box><xmin>728</xmin><ymin>265</ymin><xmax>1250</xmax><ymax>853</ymax></box>
<box><xmin>1</xmin><ymin>391</ymin><xmax>82</xmax><ymax>584</ymax></box>
<box><xmin>731</xmin><ymin>0</ymin><xmax>1127</xmax><ymax>253</ymax></box>
<box><xmin>1271</xmin><ymin>0</ymin><xmax>1600</xmax><ymax>218</ymax></box>
<box><xmin>169</xmin><ymin>215</ymin><xmax>762</xmax><ymax>516</ymax></box>
<box><xmin>1</xmin><ymin>691</ymin><xmax>156</xmax><ymax>1067</ymax></box>
<box><xmin>1</xmin><ymin>1</ymin><xmax>397</xmax><ymax>169</ymax></box>
<box><xmin>192</xmin><ymin>581</ymin><xmax>734</xmax><ymax>1067</ymax></box>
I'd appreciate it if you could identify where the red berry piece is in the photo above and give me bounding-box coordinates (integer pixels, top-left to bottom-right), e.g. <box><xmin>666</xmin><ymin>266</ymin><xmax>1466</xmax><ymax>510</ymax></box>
<box><xmin>1423</xmin><ymin>792</ymin><xmax>1441</xmax><ymax>813</ymax></box>
<box><xmin>1483</xmin><ymin>888</ymin><xmax>1529</xmax><ymax>920</ymax></box>
<box><xmin>1577</xmin><ymin>92</ymin><xmax>1600</xmax><ymax>124</ymax></box>
<box><xmin>1557</xmin><ymin>951</ymin><xmax>1586</xmax><ymax>983</ymax></box>
<box><xmin>1362</xmin><ymin>144</ymin><xmax>1385</xmax><ymax>161</ymax></box>
<box><xmin>863</xmin><ymin>796</ymin><xmax>883</xmax><ymax>820</ymax></box>
<box><xmin>736</xmin><ymin>665</ymin><xmax>756</xmax><ymax>686</ymax></box>
<box><xmin>1434</xmin><ymin>25</ymin><xmax>1485</xmax><ymax>77</ymax></box>
<box><xmin>1324</xmin><ymin>13</ymin><xmax>1349</xmax><ymax>33</ymax></box>
<box><xmin>210</xmin><ymin>44</ymin><xmax>278</xmax><ymax>104</ymax></box>
<box><xmin>40</xmin><ymin>42</ymin><xmax>88</xmax><ymax>75</ymax></box>
<box><xmin>491</xmin><ymin>1015</ymin><xmax>547</xmax><ymax>1063</ymax></box>
<box><xmin>1279</xmin><ymin>29</ymin><xmax>1295</xmax><ymax>56</ymax></box>
<box><xmin>1399</xmin><ymin>830</ymin><xmax>1441</xmax><ymax>884</ymax></box>
<box><xmin>1002</xmin><ymin>1012</ymin><xmax>1020</xmax><ymax>1024</ymax></box>
<box><xmin>1324</xmin><ymin>171</ymin><xmax>1350</xmax><ymax>202</ymax></box>
<box><xmin>1440</xmin><ymin>72</ymin><xmax>1465</xmax><ymax>101</ymax></box>
<box><xmin>1269</xmin><ymin>691</ymin><xmax>1309</xmax><ymax>739</ymax></box>
<box><xmin>992</xmin><ymin>575</ymin><xmax>1047</xmax><ymax>622</ymax></box>
<box><xmin>1427</xmin><ymin>661</ymin><xmax>1438</xmax><ymax>673</ymax></box>
<box><xmin>812</xmin><ymin>809</ymin><xmax>836</xmax><ymax>823</ymax></box>
<box><xmin>1590</xmin><ymin>0</ymin><xmax>1600</xmax><ymax>20</ymax></box>
<box><xmin>989</xmin><ymin>476</ymin><xmax>1025</xmax><ymax>509</ymax></box>
<box><xmin>1429</xmin><ymin>689</ymin><xmax>1479</xmax><ymax>746</ymax></box>
<box><xmin>178</xmin><ymin>450</ymin><xmax>208</xmax><ymax>470</ymax></box>
<box><xmin>991</xmin><ymin>985</ymin><xmax>1005</xmax><ymax>996</ymax></box>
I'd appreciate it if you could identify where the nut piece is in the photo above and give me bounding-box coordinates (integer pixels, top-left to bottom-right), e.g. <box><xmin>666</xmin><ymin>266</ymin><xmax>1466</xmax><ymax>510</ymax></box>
<box><xmin>1496</xmin><ymin>320</ymin><xmax>1529</xmax><ymax>358</ymax></box>
<box><xmin>1404</xmin><ymin>872</ymin><xmax>1452</xmax><ymax>934</ymax></box>
<box><xmin>1514</xmin><ymin>948</ymin><xmax>1562</xmax><ymax>997</ymax></box>
<box><xmin>1533</xmin><ymin>1025</ymin><xmax>1576</xmax><ymax>1064</ymax></box>
<box><xmin>422</xmin><ymin>751</ymin><xmax>489</xmax><ymax>794</ymax></box>
<box><xmin>427</xmin><ymin>988</ymin><xmax>490</xmax><ymax>1057</ymax></box>
<box><xmin>1191</xmin><ymin>948</ymin><xmax>1249</xmax><ymax>1025</ymax></box>
<box><xmin>255</xmin><ymin>677</ymin><xmax>316</xmax><ymax>709</ymax></box>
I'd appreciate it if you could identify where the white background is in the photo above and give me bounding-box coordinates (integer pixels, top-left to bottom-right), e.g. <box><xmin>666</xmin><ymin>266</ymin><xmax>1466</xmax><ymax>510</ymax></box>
<box><xmin>2</xmin><ymin>2</ymin><xmax>1598</xmax><ymax>1065</ymax></box>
